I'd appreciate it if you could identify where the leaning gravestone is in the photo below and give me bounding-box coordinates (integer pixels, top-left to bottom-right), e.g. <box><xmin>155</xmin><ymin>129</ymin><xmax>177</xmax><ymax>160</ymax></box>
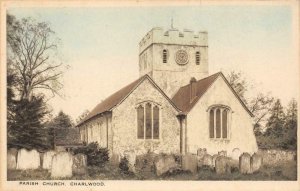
<box><xmin>124</xmin><ymin>150</ymin><xmax>136</xmax><ymax>173</ymax></box>
<box><xmin>182</xmin><ymin>153</ymin><xmax>198</xmax><ymax>174</ymax></box>
<box><xmin>42</xmin><ymin>151</ymin><xmax>56</xmax><ymax>170</ymax></box>
<box><xmin>154</xmin><ymin>154</ymin><xmax>177</xmax><ymax>176</ymax></box>
<box><xmin>239</xmin><ymin>152</ymin><xmax>251</xmax><ymax>174</ymax></box>
<box><xmin>16</xmin><ymin>149</ymin><xmax>40</xmax><ymax>170</ymax></box>
<box><xmin>7</xmin><ymin>148</ymin><xmax>18</xmax><ymax>170</ymax></box>
<box><xmin>72</xmin><ymin>154</ymin><xmax>87</xmax><ymax>175</ymax></box>
<box><xmin>51</xmin><ymin>152</ymin><xmax>73</xmax><ymax>178</ymax></box>
<box><xmin>202</xmin><ymin>154</ymin><xmax>213</xmax><ymax>168</ymax></box>
<box><xmin>251</xmin><ymin>153</ymin><xmax>262</xmax><ymax>173</ymax></box>
<box><xmin>215</xmin><ymin>156</ymin><xmax>228</xmax><ymax>174</ymax></box>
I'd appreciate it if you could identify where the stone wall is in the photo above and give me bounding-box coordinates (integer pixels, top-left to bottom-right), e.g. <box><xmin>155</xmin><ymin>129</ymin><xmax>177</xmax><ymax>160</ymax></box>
<box><xmin>187</xmin><ymin>76</ymin><xmax>258</xmax><ymax>155</ymax></box>
<box><xmin>257</xmin><ymin>149</ymin><xmax>296</xmax><ymax>165</ymax></box>
<box><xmin>112</xmin><ymin>78</ymin><xmax>181</xmax><ymax>156</ymax></box>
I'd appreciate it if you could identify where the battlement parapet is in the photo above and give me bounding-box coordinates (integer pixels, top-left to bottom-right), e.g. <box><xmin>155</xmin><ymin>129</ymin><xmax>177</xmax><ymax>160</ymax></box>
<box><xmin>139</xmin><ymin>27</ymin><xmax>208</xmax><ymax>53</ymax></box>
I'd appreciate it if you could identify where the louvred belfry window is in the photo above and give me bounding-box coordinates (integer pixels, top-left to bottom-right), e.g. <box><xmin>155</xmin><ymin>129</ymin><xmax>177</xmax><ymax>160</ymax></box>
<box><xmin>209</xmin><ymin>106</ymin><xmax>230</xmax><ymax>139</ymax></box>
<box><xmin>137</xmin><ymin>102</ymin><xmax>160</xmax><ymax>139</ymax></box>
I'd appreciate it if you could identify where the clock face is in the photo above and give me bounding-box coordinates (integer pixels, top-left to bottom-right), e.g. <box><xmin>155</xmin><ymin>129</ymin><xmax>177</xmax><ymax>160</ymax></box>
<box><xmin>175</xmin><ymin>50</ymin><xmax>189</xmax><ymax>65</ymax></box>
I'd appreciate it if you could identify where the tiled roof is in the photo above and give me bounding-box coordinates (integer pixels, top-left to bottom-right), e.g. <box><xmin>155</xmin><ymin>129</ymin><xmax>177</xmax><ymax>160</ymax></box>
<box><xmin>54</xmin><ymin>128</ymin><xmax>82</xmax><ymax>146</ymax></box>
<box><xmin>172</xmin><ymin>72</ymin><xmax>253</xmax><ymax>116</ymax></box>
<box><xmin>172</xmin><ymin>72</ymin><xmax>220</xmax><ymax>114</ymax></box>
<box><xmin>76</xmin><ymin>75</ymin><xmax>180</xmax><ymax>126</ymax></box>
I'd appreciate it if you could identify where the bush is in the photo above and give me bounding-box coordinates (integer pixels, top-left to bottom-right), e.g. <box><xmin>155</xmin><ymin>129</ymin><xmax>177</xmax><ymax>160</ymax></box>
<box><xmin>73</xmin><ymin>142</ymin><xmax>109</xmax><ymax>167</ymax></box>
<box><xmin>119</xmin><ymin>157</ymin><xmax>129</xmax><ymax>174</ymax></box>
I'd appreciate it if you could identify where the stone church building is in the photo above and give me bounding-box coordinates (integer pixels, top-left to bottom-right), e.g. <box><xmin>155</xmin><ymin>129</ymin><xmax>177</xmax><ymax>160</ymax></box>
<box><xmin>76</xmin><ymin>27</ymin><xmax>258</xmax><ymax>157</ymax></box>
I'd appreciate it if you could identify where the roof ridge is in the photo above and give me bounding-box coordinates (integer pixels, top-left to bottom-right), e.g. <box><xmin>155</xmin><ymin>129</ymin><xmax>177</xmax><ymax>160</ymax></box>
<box><xmin>178</xmin><ymin>72</ymin><xmax>221</xmax><ymax>89</ymax></box>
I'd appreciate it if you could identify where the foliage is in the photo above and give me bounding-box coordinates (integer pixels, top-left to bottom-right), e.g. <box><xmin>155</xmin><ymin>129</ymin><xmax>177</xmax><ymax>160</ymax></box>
<box><xmin>7</xmin><ymin>13</ymin><xmax>64</xmax><ymax>101</ymax></box>
<box><xmin>75</xmin><ymin>110</ymin><xmax>90</xmax><ymax>124</ymax></box>
<box><xmin>256</xmin><ymin>99</ymin><xmax>297</xmax><ymax>150</ymax></box>
<box><xmin>46</xmin><ymin>110</ymin><xmax>74</xmax><ymax>128</ymax></box>
<box><xmin>226</xmin><ymin>71</ymin><xmax>248</xmax><ymax>104</ymax></box>
<box><xmin>119</xmin><ymin>157</ymin><xmax>130</xmax><ymax>174</ymax></box>
<box><xmin>7</xmin><ymin>95</ymin><xmax>54</xmax><ymax>150</ymax></box>
<box><xmin>74</xmin><ymin>142</ymin><xmax>109</xmax><ymax>167</ymax></box>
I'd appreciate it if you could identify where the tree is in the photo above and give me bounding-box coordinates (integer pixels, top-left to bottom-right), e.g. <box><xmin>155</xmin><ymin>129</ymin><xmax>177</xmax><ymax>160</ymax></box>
<box><xmin>47</xmin><ymin>111</ymin><xmax>74</xmax><ymax>128</ymax></box>
<box><xmin>265</xmin><ymin>99</ymin><xmax>285</xmax><ymax>137</ymax></box>
<box><xmin>76</xmin><ymin>109</ymin><xmax>90</xmax><ymax>124</ymax></box>
<box><xmin>7</xmin><ymin>95</ymin><xmax>54</xmax><ymax>150</ymax></box>
<box><xmin>226</xmin><ymin>71</ymin><xmax>274</xmax><ymax>131</ymax></box>
<box><xmin>226</xmin><ymin>71</ymin><xmax>248</xmax><ymax>104</ymax></box>
<box><xmin>7</xmin><ymin>14</ymin><xmax>63</xmax><ymax>101</ymax></box>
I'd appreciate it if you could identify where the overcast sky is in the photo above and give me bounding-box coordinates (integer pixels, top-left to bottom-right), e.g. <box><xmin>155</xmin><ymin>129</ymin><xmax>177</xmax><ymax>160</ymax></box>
<box><xmin>8</xmin><ymin>3</ymin><xmax>298</xmax><ymax>121</ymax></box>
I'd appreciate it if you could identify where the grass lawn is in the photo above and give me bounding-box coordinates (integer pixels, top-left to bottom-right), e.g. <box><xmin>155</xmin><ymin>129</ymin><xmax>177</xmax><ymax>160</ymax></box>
<box><xmin>7</xmin><ymin>161</ymin><xmax>297</xmax><ymax>181</ymax></box>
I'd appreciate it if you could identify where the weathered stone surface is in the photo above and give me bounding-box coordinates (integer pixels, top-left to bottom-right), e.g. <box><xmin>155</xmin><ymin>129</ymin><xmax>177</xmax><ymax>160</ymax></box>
<box><xmin>232</xmin><ymin>148</ymin><xmax>241</xmax><ymax>161</ymax></box>
<box><xmin>182</xmin><ymin>153</ymin><xmax>198</xmax><ymax>174</ymax></box>
<box><xmin>7</xmin><ymin>148</ymin><xmax>18</xmax><ymax>170</ymax></box>
<box><xmin>218</xmin><ymin>150</ymin><xmax>227</xmax><ymax>157</ymax></box>
<box><xmin>239</xmin><ymin>152</ymin><xmax>251</xmax><ymax>174</ymax></box>
<box><xmin>72</xmin><ymin>154</ymin><xmax>87</xmax><ymax>175</ymax></box>
<box><xmin>110</xmin><ymin>153</ymin><xmax>120</xmax><ymax>167</ymax></box>
<box><xmin>215</xmin><ymin>156</ymin><xmax>228</xmax><ymax>174</ymax></box>
<box><xmin>251</xmin><ymin>153</ymin><xmax>262</xmax><ymax>173</ymax></box>
<box><xmin>42</xmin><ymin>151</ymin><xmax>56</xmax><ymax>170</ymax></box>
<box><xmin>197</xmin><ymin>148</ymin><xmax>207</xmax><ymax>168</ymax></box>
<box><xmin>17</xmin><ymin>149</ymin><xmax>40</xmax><ymax>170</ymax></box>
<box><xmin>202</xmin><ymin>154</ymin><xmax>213</xmax><ymax>167</ymax></box>
<box><xmin>124</xmin><ymin>150</ymin><xmax>136</xmax><ymax>173</ymax></box>
<box><xmin>154</xmin><ymin>154</ymin><xmax>177</xmax><ymax>176</ymax></box>
<box><xmin>136</xmin><ymin>152</ymin><xmax>158</xmax><ymax>175</ymax></box>
<box><xmin>257</xmin><ymin>149</ymin><xmax>296</xmax><ymax>165</ymax></box>
<box><xmin>51</xmin><ymin>152</ymin><xmax>73</xmax><ymax>178</ymax></box>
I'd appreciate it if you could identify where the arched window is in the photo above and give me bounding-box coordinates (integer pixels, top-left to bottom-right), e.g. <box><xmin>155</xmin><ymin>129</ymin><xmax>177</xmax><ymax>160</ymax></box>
<box><xmin>196</xmin><ymin>51</ymin><xmax>200</xmax><ymax>65</ymax></box>
<box><xmin>136</xmin><ymin>102</ymin><xmax>160</xmax><ymax>139</ymax></box>
<box><xmin>137</xmin><ymin>105</ymin><xmax>144</xmax><ymax>139</ymax></box>
<box><xmin>163</xmin><ymin>49</ymin><xmax>168</xmax><ymax>63</ymax></box>
<box><xmin>208</xmin><ymin>106</ymin><xmax>230</xmax><ymax>139</ymax></box>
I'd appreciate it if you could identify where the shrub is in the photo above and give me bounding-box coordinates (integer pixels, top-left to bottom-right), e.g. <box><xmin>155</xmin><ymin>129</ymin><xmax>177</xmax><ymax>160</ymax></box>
<box><xmin>119</xmin><ymin>157</ymin><xmax>129</xmax><ymax>174</ymax></box>
<box><xmin>73</xmin><ymin>142</ymin><xmax>109</xmax><ymax>167</ymax></box>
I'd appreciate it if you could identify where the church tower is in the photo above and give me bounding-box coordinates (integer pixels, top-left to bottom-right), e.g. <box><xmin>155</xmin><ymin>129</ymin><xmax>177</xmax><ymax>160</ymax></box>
<box><xmin>139</xmin><ymin>27</ymin><xmax>209</xmax><ymax>98</ymax></box>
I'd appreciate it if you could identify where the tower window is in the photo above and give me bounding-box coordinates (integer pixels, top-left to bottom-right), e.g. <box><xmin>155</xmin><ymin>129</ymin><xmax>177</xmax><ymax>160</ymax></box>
<box><xmin>196</xmin><ymin>51</ymin><xmax>200</xmax><ymax>65</ymax></box>
<box><xmin>163</xmin><ymin>49</ymin><xmax>168</xmax><ymax>63</ymax></box>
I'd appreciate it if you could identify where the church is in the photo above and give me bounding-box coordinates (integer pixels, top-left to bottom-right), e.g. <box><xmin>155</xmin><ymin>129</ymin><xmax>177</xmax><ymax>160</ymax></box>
<box><xmin>76</xmin><ymin>27</ymin><xmax>258</xmax><ymax>158</ymax></box>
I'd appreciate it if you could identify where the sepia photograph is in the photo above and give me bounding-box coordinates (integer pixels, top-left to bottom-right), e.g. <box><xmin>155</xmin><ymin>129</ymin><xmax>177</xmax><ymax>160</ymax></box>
<box><xmin>0</xmin><ymin>0</ymin><xmax>299</xmax><ymax>190</ymax></box>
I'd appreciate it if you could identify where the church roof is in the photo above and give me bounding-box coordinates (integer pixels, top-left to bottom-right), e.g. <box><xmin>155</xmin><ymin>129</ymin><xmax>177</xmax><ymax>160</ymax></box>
<box><xmin>172</xmin><ymin>72</ymin><xmax>254</xmax><ymax>116</ymax></box>
<box><xmin>76</xmin><ymin>75</ymin><xmax>180</xmax><ymax>126</ymax></box>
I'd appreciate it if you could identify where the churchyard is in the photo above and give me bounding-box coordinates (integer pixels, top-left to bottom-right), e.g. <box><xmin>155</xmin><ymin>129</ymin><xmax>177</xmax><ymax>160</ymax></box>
<box><xmin>7</xmin><ymin>146</ymin><xmax>297</xmax><ymax>181</ymax></box>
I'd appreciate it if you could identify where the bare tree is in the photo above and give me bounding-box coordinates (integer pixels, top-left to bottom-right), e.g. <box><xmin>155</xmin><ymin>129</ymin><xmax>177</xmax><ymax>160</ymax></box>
<box><xmin>227</xmin><ymin>71</ymin><xmax>274</xmax><ymax>130</ymax></box>
<box><xmin>7</xmin><ymin>14</ymin><xmax>63</xmax><ymax>101</ymax></box>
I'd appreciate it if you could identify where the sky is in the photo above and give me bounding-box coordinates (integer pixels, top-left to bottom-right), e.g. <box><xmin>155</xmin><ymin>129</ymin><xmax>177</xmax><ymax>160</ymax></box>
<box><xmin>8</xmin><ymin>4</ymin><xmax>298</xmax><ymax>121</ymax></box>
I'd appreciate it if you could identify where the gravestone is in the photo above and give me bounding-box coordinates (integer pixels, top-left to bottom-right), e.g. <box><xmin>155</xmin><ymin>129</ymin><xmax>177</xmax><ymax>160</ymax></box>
<box><xmin>251</xmin><ymin>153</ymin><xmax>262</xmax><ymax>173</ymax></box>
<box><xmin>16</xmin><ymin>149</ymin><xmax>40</xmax><ymax>170</ymax></box>
<box><xmin>202</xmin><ymin>154</ymin><xmax>213</xmax><ymax>168</ymax></box>
<box><xmin>51</xmin><ymin>152</ymin><xmax>73</xmax><ymax>178</ymax></box>
<box><xmin>182</xmin><ymin>153</ymin><xmax>198</xmax><ymax>174</ymax></box>
<box><xmin>110</xmin><ymin>153</ymin><xmax>120</xmax><ymax>167</ymax></box>
<box><xmin>7</xmin><ymin>148</ymin><xmax>18</xmax><ymax>170</ymax></box>
<box><xmin>72</xmin><ymin>154</ymin><xmax>87</xmax><ymax>175</ymax></box>
<box><xmin>197</xmin><ymin>148</ymin><xmax>207</xmax><ymax>168</ymax></box>
<box><xmin>42</xmin><ymin>151</ymin><xmax>56</xmax><ymax>170</ymax></box>
<box><xmin>154</xmin><ymin>155</ymin><xmax>177</xmax><ymax>176</ymax></box>
<box><xmin>124</xmin><ymin>150</ymin><xmax>136</xmax><ymax>173</ymax></box>
<box><xmin>232</xmin><ymin>148</ymin><xmax>241</xmax><ymax>161</ymax></box>
<box><xmin>215</xmin><ymin>156</ymin><xmax>229</xmax><ymax>174</ymax></box>
<box><xmin>212</xmin><ymin>154</ymin><xmax>218</xmax><ymax>167</ymax></box>
<box><xmin>239</xmin><ymin>152</ymin><xmax>251</xmax><ymax>174</ymax></box>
